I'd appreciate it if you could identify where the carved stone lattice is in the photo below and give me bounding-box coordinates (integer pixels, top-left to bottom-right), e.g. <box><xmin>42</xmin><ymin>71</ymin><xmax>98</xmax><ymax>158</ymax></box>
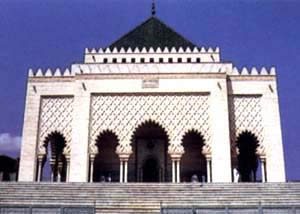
<box><xmin>90</xmin><ymin>94</ymin><xmax>210</xmax><ymax>154</ymax></box>
<box><xmin>229</xmin><ymin>95</ymin><xmax>263</xmax><ymax>149</ymax></box>
<box><xmin>38</xmin><ymin>97</ymin><xmax>73</xmax><ymax>155</ymax></box>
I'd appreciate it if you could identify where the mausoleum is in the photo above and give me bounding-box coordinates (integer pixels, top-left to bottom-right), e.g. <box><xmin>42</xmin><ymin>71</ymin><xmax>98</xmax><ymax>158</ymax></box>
<box><xmin>18</xmin><ymin>11</ymin><xmax>285</xmax><ymax>184</ymax></box>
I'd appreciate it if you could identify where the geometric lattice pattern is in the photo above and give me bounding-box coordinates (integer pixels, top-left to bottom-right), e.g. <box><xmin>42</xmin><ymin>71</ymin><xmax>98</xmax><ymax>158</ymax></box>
<box><xmin>229</xmin><ymin>95</ymin><xmax>263</xmax><ymax>145</ymax></box>
<box><xmin>38</xmin><ymin>97</ymin><xmax>74</xmax><ymax>155</ymax></box>
<box><xmin>90</xmin><ymin>94</ymin><xmax>210</xmax><ymax>154</ymax></box>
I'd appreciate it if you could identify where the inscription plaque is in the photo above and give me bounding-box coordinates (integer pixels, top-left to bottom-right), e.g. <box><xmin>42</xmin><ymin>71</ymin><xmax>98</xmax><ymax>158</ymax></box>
<box><xmin>142</xmin><ymin>79</ymin><xmax>159</xmax><ymax>88</ymax></box>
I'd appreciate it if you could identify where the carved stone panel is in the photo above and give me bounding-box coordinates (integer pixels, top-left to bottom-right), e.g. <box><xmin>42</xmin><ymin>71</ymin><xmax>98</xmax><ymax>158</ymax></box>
<box><xmin>229</xmin><ymin>95</ymin><xmax>263</xmax><ymax>145</ymax></box>
<box><xmin>38</xmin><ymin>97</ymin><xmax>74</xmax><ymax>155</ymax></box>
<box><xmin>90</xmin><ymin>93</ymin><xmax>210</xmax><ymax>154</ymax></box>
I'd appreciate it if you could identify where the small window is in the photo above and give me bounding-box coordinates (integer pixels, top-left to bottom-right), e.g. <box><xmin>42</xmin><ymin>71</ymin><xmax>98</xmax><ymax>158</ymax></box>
<box><xmin>159</xmin><ymin>58</ymin><xmax>164</xmax><ymax>63</ymax></box>
<box><xmin>131</xmin><ymin>58</ymin><xmax>136</xmax><ymax>63</ymax></box>
<box><xmin>122</xmin><ymin>58</ymin><xmax>126</xmax><ymax>63</ymax></box>
<box><xmin>168</xmin><ymin>58</ymin><xmax>173</xmax><ymax>63</ymax></box>
<box><xmin>103</xmin><ymin>58</ymin><xmax>108</xmax><ymax>63</ymax></box>
<box><xmin>187</xmin><ymin>58</ymin><xmax>191</xmax><ymax>63</ymax></box>
<box><xmin>140</xmin><ymin>58</ymin><xmax>145</xmax><ymax>63</ymax></box>
<box><xmin>150</xmin><ymin>58</ymin><xmax>154</xmax><ymax>63</ymax></box>
<box><xmin>177</xmin><ymin>58</ymin><xmax>182</xmax><ymax>63</ymax></box>
<box><xmin>196</xmin><ymin>58</ymin><xmax>201</xmax><ymax>63</ymax></box>
<box><xmin>112</xmin><ymin>58</ymin><xmax>117</xmax><ymax>63</ymax></box>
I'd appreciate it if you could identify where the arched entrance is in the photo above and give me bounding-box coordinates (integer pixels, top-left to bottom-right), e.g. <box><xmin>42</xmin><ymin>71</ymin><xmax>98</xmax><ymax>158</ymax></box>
<box><xmin>181</xmin><ymin>130</ymin><xmax>207</xmax><ymax>182</ymax></box>
<box><xmin>129</xmin><ymin>121</ymin><xmax>170</xmax><ymax>182</ymax></box>
<box><xmin>236</xmin><ymin>131</ymin><xmax>259</xmax><ymax>182</ymax></box>
<box><xmin>41</xmin><ymin>132</ymin><xmax>67</xmax><ymax>182</ymax></box>
<box><xmin>93</xmin><ymin>131</ymin><xmax>119</xmax><ymax>182</ymax></box>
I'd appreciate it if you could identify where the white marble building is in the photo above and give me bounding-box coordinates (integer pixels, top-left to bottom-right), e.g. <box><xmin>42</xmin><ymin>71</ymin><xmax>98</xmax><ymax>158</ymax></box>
<box><xmin>18</xmin><ymin>14</ymin><xmax>285</xmax><ymax>183</ymax></box>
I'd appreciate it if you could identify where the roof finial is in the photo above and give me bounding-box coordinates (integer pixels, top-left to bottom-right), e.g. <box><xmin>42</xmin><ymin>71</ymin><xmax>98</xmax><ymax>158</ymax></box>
<box><xmin>151</xmin><ymin>0</ymin><xmax>156</xmax><ymax>16</ymax></box>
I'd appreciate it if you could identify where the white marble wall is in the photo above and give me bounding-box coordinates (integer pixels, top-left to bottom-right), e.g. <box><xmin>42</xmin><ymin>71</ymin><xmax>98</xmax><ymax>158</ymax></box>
<box><xmin>19</xmin><ymin>59</ymin><xmax>285</xmax><ymax>182</ymax></box>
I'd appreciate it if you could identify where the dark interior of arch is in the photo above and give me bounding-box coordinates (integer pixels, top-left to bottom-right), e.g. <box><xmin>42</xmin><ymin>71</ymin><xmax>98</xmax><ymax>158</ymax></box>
<box><xmin>0</xmin><ymin>155</ymin><xmax>19</xmax><ymax>181</ymax></box>
<box><xmin>129</xmin><ymin>121</ymin><xmax>171</xmax><ymax>182</ymax></box>
<box><xmin>93</xmin><ymin>131</ymin><xmax>119</xmax><ymax>182</ymax></box>
<box><xmin>181</xmin><ymin>130</ymin><xmax>207</xmax><ymax>182</ymax></box>
<box><xmin>237</xmin><ymin>131</ymin><xmax>259</xmax><ymax>182</ymax></box>
<box><xmin>42</xmin><ymin>132</ymin><xmax>67</xmax><ymax>182</ymax></box>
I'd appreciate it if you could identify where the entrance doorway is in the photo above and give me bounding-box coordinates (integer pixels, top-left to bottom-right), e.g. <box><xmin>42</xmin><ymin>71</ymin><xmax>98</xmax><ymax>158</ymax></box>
<box><xmin>129</xmin><ymin>120</ymin><xmax>170</xmax><ymax>182</ymax></box>
<box><xmin>142</xmin><ymin>157</ymin><xmax>159</xmax><ymax>182</ymax></box>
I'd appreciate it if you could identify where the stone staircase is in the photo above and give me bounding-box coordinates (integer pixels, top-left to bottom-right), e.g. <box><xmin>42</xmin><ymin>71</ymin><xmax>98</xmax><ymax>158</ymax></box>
<box><xmin>0</xmin><ymin>182</ymin><xmax>300</xmax><ymax>213</ymax></box>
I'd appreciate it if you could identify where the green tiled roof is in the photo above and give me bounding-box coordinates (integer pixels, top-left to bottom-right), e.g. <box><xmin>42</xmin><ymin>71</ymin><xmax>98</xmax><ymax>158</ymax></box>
<box><xmin>109</xmin><ymin>17</ymin><xmax>197</xmax><ymax>50</ymax></box>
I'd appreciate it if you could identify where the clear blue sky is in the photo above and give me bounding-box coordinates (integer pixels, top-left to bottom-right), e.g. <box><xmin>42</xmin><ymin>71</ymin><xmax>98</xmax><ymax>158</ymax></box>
<box><xmin>0</xmin><ymin>0</ymin><xmax>299</xmax><ymax>180</ymax></box>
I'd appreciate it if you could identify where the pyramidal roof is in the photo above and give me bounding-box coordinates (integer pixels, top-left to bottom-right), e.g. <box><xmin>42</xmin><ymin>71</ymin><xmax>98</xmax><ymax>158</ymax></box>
<box><xmin>108</xmin><ymin>16</ymin><xmax>197</xmax><ymax>50</ymax></box>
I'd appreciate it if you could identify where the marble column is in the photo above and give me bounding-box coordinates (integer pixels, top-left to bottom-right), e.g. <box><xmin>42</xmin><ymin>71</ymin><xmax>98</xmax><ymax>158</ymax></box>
<box><xmin>206</xmin><ymin>158</ymin><xmax>212</xmax><ymax>183</ymax></box>
<box><xmin>261</xmin><ymin>158</ymin><xmax>266</xmax><ymax>183</ymax></box>
<box><xmin>256</xmin><ymin>147</ymin><xmax>267</xmax><ymax>183</ymax></box>
<box><xmin>37</xmin><ymin>156</ymin><xmax>43</xmax><ymax>182</ymax></box>
<box><xmin>116</xmin><ymin>144</ymin><xmax>132</xmax><ymax>183</ymax></box>
<box><xmin>176</xmin><ymin>160</ymin><xmax>180</xmax><ymax>183</ymax></box>
<box><xmin>202</xmin><ymin>145</ymin><xmax>212</xmax><ymax>183</ymax></box>
<box><xmin>50</xmin><ymin>160</ymin><xmax>55</xmax><ymax>182</ymax></box>
<box><xmin>172</xmin><ymin>160</ymin><xmax>176</xmax><ymax>183</ymax></box>
<box><xmin>124</xmin><ymin>160</ymin><xmax>128</xmax><ymax>183</ymax></box>
<box><xmin>119</xmin><ymin>160</ymin><xmax>124</xmax><ymax>183</ymax></box>
<box><xmin>168</xmin><ymin>143</ymin><xmax>184</xmax><ymax>184</ymax></box>
<box><xmin>89</xmin><ymin>155</ymin><xmax>95</xmax><ymax>183</ymax></box>
<box><xmin>66</xmin><ymin>157</ymin><xmax>70</xmax><ymax>182</ymax></box>
<box><xmin>171</xmin><ymin>158</ymin><xmax>181</xmax><ymax>183</ymax></box>
<box><xmin>57</xmin><ymin>161</ymin><xmax>63</xmax><ymax>182</ymax></box>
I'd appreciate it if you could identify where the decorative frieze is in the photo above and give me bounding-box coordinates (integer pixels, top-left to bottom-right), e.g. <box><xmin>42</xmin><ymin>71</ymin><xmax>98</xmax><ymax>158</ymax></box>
<box><xmin>83</xmin><ymin>46</ymin><xmax>220</xmax><ymax>64</ymax></box>
<box><xmin>85</xmin><ymin>46</ymin><xmax>220</xmax><ymax>55</ymax></box>
<box><xmin>230</xmin><ymin>67</ymin><xmax>276</xmax><ymax>76</ymax></box>
<box><xmin>27</xmin><ymin>65</ymin><xmax>276</xmax><ymax>77</ymax></box>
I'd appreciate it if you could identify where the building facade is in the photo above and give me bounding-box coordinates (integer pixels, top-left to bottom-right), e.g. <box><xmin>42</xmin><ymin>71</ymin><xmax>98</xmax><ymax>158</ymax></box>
<box><xmin>19</xmin><ymin>15</ymin><xmax>285</xmax><ymax>183</ymax></box>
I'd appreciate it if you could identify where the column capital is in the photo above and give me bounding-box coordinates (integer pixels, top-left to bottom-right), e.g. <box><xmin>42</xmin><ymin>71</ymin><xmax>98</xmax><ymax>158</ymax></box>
<box><xmin>63</xmin><ymin>147</ymin><xmax>70</xmax><ymax>157</ymax></box>
<box><xmin>116</xmin><ymin>143</ymin><xmax>132</xmax><ymax>161</ymax></box>
<box><xmin>65</xmin><ymin>155</ymin><xmax>71</xmax><ymax>161</ymax></box>
<box><xmin>57</xmin><ymin>161</ymin><xmax>63</xmax><ymax>170</ymax></box>
<box><xmin>170</xmin><ymin>156</ymin><xmax>181</xmax><ymax>161</ymax></box>
<box><xmin>202</xmin><ymin>144</ymin><xmax>212</xmax><ymax>160</ymax></box>
<box><xmin>49</xmin><ymin>158</ymin><xmax>56</xmax><ymax>166</ymax></box>
<box><xmin>89</xmin><ymin>144</ymin><xmax>99</xmax><ymax>156</ymax></box>
<box><xmin>119</xmin><ymin>156</ymin><xmax>130</xmax><ymax>161</ymax></box>
<box><xmin>235</xmin><ymin>147</ymin><xmax>240</xmax><ymax>155</ymax></box>
<box><xmin>260</xmin><ymin>156</ymin><xmax>267</xmax><ymax>162</ymax></box>
<box><xmin>205</xmin><ymin>155</ymin><xmax>212</xmax><ymax>161</ymax></box>
<box><xmin>256</xmin><ymin>145</ymin><xmax>266</xmax><ymax>160</ymax></box>
<box><xmin>89</xmin><ymin>153</ymin><xmax>96</xmax><ymax>160</ymax></box>
<box><xmin>37</xmin><ymin>154</ymin><xmax>45</xmax><ymax>161</ymax></box>
<box><xmin>168</xmin><ymin>144</ymin><xmax>184</xmax><ymax>160</ymax></box>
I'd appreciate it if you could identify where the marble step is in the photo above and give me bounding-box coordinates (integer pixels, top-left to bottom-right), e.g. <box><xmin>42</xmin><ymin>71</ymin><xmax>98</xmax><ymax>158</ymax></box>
<box><xmin>1</xmin><ymin>182</ymin><xmax>300</xmax><ymax>214</ymax></box>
